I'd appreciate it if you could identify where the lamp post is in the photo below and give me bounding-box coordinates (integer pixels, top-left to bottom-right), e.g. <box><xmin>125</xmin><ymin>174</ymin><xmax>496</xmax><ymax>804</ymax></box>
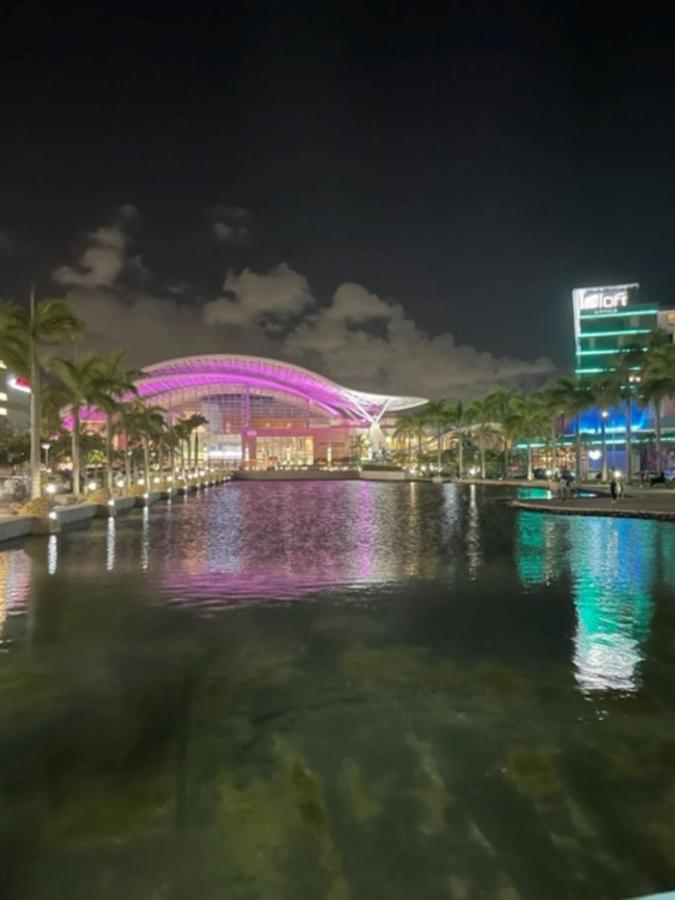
<box><xmin>41</xmin><ymin>441</ymin><xmax>50</xmax><ymax>471</ymax></box>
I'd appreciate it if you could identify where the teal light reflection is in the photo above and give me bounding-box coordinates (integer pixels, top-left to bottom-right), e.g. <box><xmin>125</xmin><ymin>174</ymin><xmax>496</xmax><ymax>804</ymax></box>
<box><xmin>568</xmin><ymin>518</ymin><xmax>655</xmax><ymax>694</ymax></box>
<box><xmin>516</xmin><ymin>511</ymin><xmax>658</xmax><ymax>694</ymax></box>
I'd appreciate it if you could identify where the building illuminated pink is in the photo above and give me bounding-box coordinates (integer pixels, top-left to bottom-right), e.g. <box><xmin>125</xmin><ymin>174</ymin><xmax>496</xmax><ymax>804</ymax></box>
<box><xmin>72</xmin><ymin>354</ymin><xmax>427</xmax><ymax>467</ymax></box>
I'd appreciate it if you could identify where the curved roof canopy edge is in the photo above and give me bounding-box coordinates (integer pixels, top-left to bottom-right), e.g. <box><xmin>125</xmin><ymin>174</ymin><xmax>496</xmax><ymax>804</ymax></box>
<box><xmin>67</xmin><ymin>354</ymin><xmax>428</xmax><ymax>426</ymax></box>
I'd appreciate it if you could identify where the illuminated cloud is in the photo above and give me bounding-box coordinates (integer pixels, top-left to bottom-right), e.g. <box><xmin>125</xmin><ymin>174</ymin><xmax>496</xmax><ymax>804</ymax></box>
<box><xmin>204</xmin><ymin>264</ymin><xmax>312</xmax><ymax>330</ymax></box>
<box><xmin>53</xmin><ymin>212</ymin><xmax>554</xmax><ymax>398</ymax></box>
<box><xmin>284</xmin><ymin>282</ymin><xmax>554</xmax><ymax>396</ymax></box>
<box><xmin>211</xmin><ymin>205</ymin><xmax>252</xmax><ymax>245</ymax></box>
<box><xmin>52</xmin><ymin>208</ymin><xmax>146</xmax><ymax>288</ymax></box>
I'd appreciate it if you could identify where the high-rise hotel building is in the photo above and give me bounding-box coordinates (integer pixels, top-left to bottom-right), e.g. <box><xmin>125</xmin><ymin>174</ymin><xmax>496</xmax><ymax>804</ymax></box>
<box><xmin>571</xmin><ymin>283</ymin><xmax>675</xmax><ymax>473</ymax></box>
<box><xmin>573</xmin><ymin>283</ymin><xmax>675</xmax><ymax>376</ymax></box>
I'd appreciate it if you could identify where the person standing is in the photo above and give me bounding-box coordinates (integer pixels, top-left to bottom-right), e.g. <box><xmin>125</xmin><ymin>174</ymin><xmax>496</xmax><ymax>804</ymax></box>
<box><xmin>610</xmin><ymin>475</ymin><xmax>618</xmax><ymax>502</ymax></box>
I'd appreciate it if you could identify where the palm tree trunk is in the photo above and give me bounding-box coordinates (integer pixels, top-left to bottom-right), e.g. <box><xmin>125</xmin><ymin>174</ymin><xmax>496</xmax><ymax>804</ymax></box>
<box><xmin>124</xmin><ymin>435</ymin><xmax>131</xmax><ymax>492</ymax></box>
<box><xmin>417</xmin><ymin>431</ymin><xmax>422</xmax><ymax>467</ymax></box>
<box><xmin>458</xmin><ymin>430</ymin><xmax>463</xmax><ymax>478</ymax></box>
<box><xmin>30</xmin><ymin>346</ymin><xmax>42</xmax><ymax>500</ymax></box>
<box><xmin>527</xmin><ymin>443</ymin><xmax>533</xmax><ymax>481</ymax></box>
<box><xmin>550</xmin><ymin>418</ymin><xmax>557</xmax><ymax>474</ymax></box>
<box><xmin>143</xmin><ymin>436</ymin><xmax>151</xmax><ymax>490</ymax></box>
<box><xmin>437</xmin><ymin>424</ymin><xmax>442</xmax><ymax>471</ymax></box>
<box><xmin>503</xmin><ymin>440</ymin><xmax>509</xmax><ymax>478</ymax></box>
<box><xmin>601</xmin><ymin>419</ymin><xmax>608</xmax><ymax>483</ymax></box>
<box><xmin>105</xmin><ymin>413</ymin><xmax>114</xmax><ymax>496</ymax></box>
<box><xmin>194</xmin><ymin>432</ymin><xmax>199</xmax><ymax>470</ymax></box>
<box><xmin>625</xmin><ymin>397</ymin><xmax>633</xmax><ymax>481</ymax></box>
<box><xmin>654</xmin><ymin>400</ymin><xmax>662</xmax><ymax>473</ymax></box>
<box><xmin>186</xmin><ymin>437</ymin><xmax>192</xmax><ymax>472</ymax></box>
<box><xmin>479</xmin><ymin>431</ymin><xmax>486</xmax><ymax>479</ymax></box>
<box><xmin>575</xmin><ymin>414</ymin><xmax>582</xmax><ymax>482</ymax></box>
<box><xmin>72</xmin><ymin>406</ymin><xmax>81</xmax><ymax>499</ymax></box>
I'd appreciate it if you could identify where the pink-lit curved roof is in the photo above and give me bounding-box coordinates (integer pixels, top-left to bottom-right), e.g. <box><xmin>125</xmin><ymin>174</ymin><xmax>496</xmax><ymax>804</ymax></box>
<box><xmin>75</xmin><ymin>354</ymin><xmax>427</xmax><ymax>425</ymax></box>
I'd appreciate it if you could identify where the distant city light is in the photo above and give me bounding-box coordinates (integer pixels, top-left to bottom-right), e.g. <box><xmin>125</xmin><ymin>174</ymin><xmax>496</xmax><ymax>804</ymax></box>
<box><xmin>8</xmin><ymin>374</ymin><xmax>31</xmax><ymax>393</ymax></box>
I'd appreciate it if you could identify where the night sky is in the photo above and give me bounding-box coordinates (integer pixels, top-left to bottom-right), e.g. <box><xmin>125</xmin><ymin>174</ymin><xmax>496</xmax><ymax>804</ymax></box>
<box><xmin>2</xmin><ymin>1</ymin><xmax>675</xmax><ymax>397</ymax></box>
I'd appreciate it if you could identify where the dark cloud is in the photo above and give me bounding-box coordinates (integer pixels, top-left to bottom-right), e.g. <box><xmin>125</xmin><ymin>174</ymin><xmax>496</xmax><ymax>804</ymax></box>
<box><xmin>53</xmin><ymin>212</ymin><xmax>555</xmax><ymax>398</ymax></box>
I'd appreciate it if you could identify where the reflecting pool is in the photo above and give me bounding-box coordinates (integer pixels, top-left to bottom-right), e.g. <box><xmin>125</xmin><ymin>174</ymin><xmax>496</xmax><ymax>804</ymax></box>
<box><xmin>1</xmin><ymin>482</ymin><xmax>675</xmax><ymax>899</ymax></box>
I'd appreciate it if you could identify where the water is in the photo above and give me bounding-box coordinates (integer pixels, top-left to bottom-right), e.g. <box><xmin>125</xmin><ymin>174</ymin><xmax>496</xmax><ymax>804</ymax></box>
<box><xmin>1</xmin><ymin>481</ymin><xmax>674</xmax><ymax>900</ymax></box>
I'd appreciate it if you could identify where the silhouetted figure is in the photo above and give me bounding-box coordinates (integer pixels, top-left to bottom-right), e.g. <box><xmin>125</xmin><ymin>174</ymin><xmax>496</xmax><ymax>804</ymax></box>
<box><xmin>610</xmin><ymin>476</ymin><xmax>618</xmax><ymax>502</ymax></box>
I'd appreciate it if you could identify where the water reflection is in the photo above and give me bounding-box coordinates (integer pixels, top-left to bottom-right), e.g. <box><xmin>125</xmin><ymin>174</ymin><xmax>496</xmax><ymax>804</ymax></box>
<box><xmin>157</xmin><ymin>481</ymin><xmax>460</xmax><ymax>601</ymax></box>
<box><xmin>1</xmin><ymin>484</ymin><xmax>675</xmax><ymax>898</ymax></box>
<box><xmin>466</xmin><ymin>483</ymin><xmax>482</xmax><ymax>579</ymax></box>
<box><xmin>140</xmin><ymin>505</ymin><xmax>150</xmax><ymax>572</ymax></box>
<box><xmin>516</xmin><ymin>511</ymin><xmax>664</xmax><ymax>694</ymax></box>
<box><xmin>0</xmin><ymin>548</ymin><xmax>31</xmax><ymax>645</ymax></box>
<box><xmin>106</xmin><ymin>516</ymin><xmax>116</xmax><ymax>572</ymax></box>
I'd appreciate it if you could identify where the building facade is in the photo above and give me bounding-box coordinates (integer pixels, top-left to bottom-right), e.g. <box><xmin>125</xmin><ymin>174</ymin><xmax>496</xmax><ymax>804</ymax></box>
<box><xmin>74</xmin><ymin>355</ymin><xmax>428</xmax><ymax>468</ymax></box>
<box><xmin>0</xmin><ymin>362</ymin><xmax>30</xmax><ymax>431</ymax></box>
<box><xmin>571</xmin><ymin>283</ymin><xmax>675</xmax><ymax>474</ymax></box>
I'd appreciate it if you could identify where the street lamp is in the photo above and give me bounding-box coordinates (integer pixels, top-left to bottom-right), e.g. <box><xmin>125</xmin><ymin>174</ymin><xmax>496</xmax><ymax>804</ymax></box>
<box><xmin>41</xmin><ymin>441</ymin><xmax>50</xmax><ymax>470</ymax></box>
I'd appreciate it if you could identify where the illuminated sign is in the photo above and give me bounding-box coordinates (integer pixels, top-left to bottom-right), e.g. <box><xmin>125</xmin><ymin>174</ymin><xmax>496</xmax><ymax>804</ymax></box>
<box><xmin>7</xmin><ymin>374</ymin><xmax>31</xmax><ymax>394</ymax></box>
<box><xmin>573</xmin><ymin>283</ymin><xmax>639</xmax><ymax>317</ymax></box>
<box><xmin>578</xmin><ymin>288</ymin><xmax>629</xmax><ymax>312</ymax></box>
<box><xmin>572</xmin><ymin>283</ymin><xmax>641</xmax><ymax>362</ymax></box>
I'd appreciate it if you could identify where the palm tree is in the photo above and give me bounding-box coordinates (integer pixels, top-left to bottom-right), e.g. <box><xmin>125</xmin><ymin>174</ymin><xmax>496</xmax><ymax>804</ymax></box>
<box><xmin>606</xmin><ymin>346</ymin><xmax>647</xmax><ymax>482</ymax></box>
<box><xmin>537</xmin><ymin>381</ymin><xmax>571</xmax><ymax>475</ymax></box>
<box><xmin>449</xmin><ymin>402</ymin><xmax>465</xmax><ymax>477</ymax></box>
<box><xmin>503</xmin><ymin>392</ymin><xmax>547</xmax><ymax>481</ymax></box>
<box><xmin>135</xmin><ymin>403</ymin><xmax>166</xmax><ymax>489</ymax></box>
<box><xmin>641</xmin><ymin>342</ymin><xmax>675</xmax><ymax>473</ymax></box>
<box><xmin>89</xmin><ymin>353</ymin><xmax>138</xmax><ymax>495</ymax></box>
<box><xmin>465</xmin><ymin>396</ymin><xmax>495</xmax><ymax>478</ymax></box>
<box><xmin>163</xmin><ymin>422</ymin><xmax>181</xmax><ymax>483</ymax></box>
<box><xmin>41</xmin><ymin>381</ymin><xmax>71</xmax><ymax>438</ymax></box>
<box><xmin>589</xmin><ymin>375</ymin><xmax>622</xmax><ymax>482</ymax></box>
<box><xmin>482</xmin><ymin>387</ymin><xmax>513</xmax><ymax>477</ymax></box>
<box><xmin>185</xmin><ymin>413</ymin><xmax>208</xmax><ymax>471</ymax></box>
<box><xmin>546</xmin><ymin>376</ymin><xmax>593</xmax><ymax>481</ymax></box>
<box><xmin>421</xmin><ymin>401</ymin><xmax>454</xmax><ymax>472</ymax></box>
<box><xmin>49</xmin><ymin>354</ymin><xmax>100</xmax><ymax>499</ymax></box>
<box><xmin>118</xmin><ymin>401</ymin><xmax>144</xmax><ymax>491</ymax></box>
<box><xmin>0</xmin><ymin>295</ymin><xmax>83</xmax><ymax>498</ymax></box>
<box><xmin>393</xmin><ymin>415</ymin><xmax>419</xmax><ymax>465</ymax></box>
<box><xmin>174</xmin><ymin>413</ymin><xmax>209</xmax><ymax>475</ymax></box>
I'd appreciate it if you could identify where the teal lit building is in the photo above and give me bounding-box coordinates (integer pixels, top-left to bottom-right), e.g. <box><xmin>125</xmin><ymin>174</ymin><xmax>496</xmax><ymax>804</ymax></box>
<box><xmin>570</xmin><ymin>283</ymin><xmax>675</xmax><ymax>475</ymax></box>
<box><xmin>573</xmin><ymin>283</ymin><xmax>655</xmax><ymax>376</ymax></box>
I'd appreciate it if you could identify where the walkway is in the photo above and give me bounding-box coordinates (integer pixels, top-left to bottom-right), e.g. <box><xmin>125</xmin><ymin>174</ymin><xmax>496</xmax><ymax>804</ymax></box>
<box><xmin>512</xmin><ymin>488</ymin><xmax>675</xmax><ymax>521</ymax></box>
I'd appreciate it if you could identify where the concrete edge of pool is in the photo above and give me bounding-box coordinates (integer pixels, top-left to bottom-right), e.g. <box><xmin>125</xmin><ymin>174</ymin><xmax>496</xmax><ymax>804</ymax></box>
<box><xmin>0</xmin><ymin>477</ymin><xmax>231</xmax><ymax>543</ymax></box>
<box><xmin>512</xmin><ymin>498</ymin><xmax>675</xmax><ymax>521</ymax></box>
